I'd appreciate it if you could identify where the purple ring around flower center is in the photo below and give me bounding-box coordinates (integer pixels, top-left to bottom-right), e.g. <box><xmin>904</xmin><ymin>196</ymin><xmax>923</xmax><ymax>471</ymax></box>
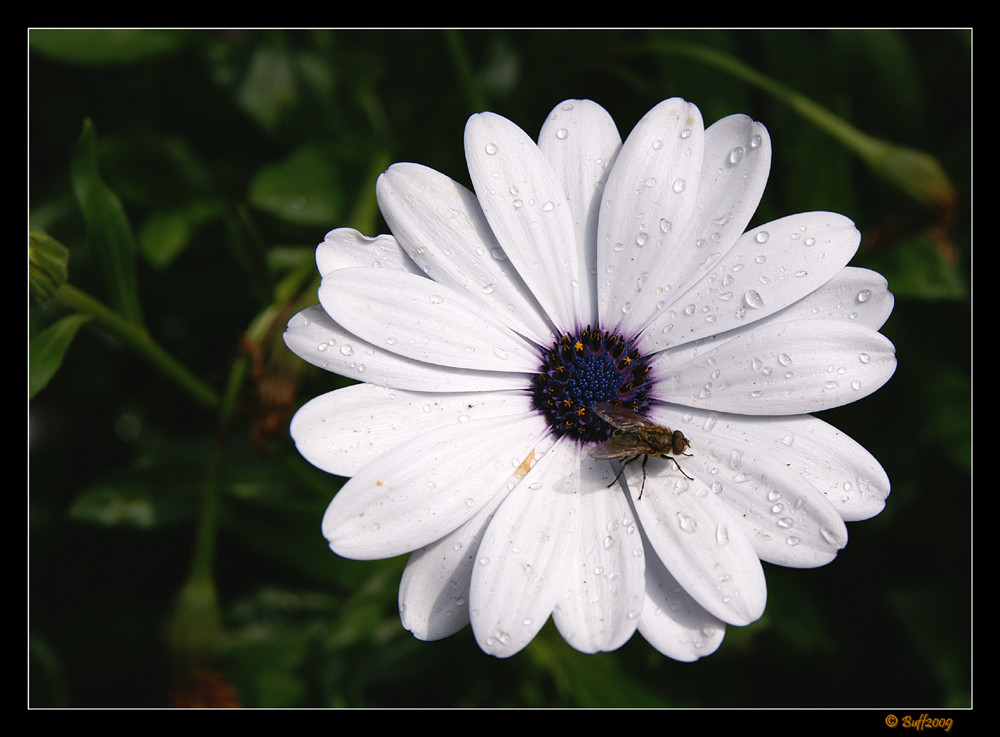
<box><xmin>530</xmin><ymin>325</ymin><xmax>653</xmax><ymax>443</ymax></box>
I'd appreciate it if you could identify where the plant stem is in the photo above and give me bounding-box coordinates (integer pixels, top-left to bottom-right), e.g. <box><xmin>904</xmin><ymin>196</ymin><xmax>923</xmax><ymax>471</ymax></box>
<box><xmin>54</xmin><ymin>283</ymin><xmax>220</xmax><ymax>412</ymax></box>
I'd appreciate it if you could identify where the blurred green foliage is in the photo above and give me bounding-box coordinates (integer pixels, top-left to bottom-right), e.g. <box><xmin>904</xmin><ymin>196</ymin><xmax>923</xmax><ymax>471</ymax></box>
<box><xmin>28</xmin><ymin>29</ymin><xmax>971</xmax><ymax>709</ymax></box>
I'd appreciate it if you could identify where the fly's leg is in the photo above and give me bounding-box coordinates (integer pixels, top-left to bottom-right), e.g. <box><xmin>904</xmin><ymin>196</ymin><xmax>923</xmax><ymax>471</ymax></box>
<box><xmin>606</xmin><ymin>454</ymin><xmax>651</xmax><ymax>500</ymax></box>
<box><xmin>662</xmin><ymin>454</ymin><xmax>694</xmax><ymax>481</ymax></box>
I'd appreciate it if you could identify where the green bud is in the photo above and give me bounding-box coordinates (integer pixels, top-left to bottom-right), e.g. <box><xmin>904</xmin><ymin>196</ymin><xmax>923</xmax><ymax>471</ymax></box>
<box><xmin>29</xmin><ymin>229</ymin><xmax>69</xmax><ymax>306</ymax></box>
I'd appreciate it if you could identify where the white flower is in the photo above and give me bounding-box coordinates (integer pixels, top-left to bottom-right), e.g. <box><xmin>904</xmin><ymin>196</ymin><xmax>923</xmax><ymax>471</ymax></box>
<box><xmin>283</xmin><ymin>98</ymin><xmax>896</xmax><ymax>661</ymax></box>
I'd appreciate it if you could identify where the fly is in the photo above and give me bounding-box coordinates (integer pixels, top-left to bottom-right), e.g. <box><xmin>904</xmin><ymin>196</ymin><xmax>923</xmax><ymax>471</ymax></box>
<box><xmin>588</xmin><ymin>401</ymin><xmax>693</xmax><ymax>499</ymax></box>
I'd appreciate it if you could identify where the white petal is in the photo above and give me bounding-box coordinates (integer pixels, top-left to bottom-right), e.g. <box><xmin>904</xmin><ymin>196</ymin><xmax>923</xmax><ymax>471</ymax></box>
<box><xmin>773</xmin><ymin>266</ymin><xmax>895</xmax><ymax>331</ymax></box>
<box><xmin>637</xmin><ymin>542</ymin><xmax>726</xmax><ymax>661</ymax></box>
<box><xmin>320</xmin><ymin>268</ymin><xmax>540</xmax><ymax>373</ymax></box>
<box><xmin>653</xmin><ymin>405</ymin><xmax>890</xmax><ymax>522</ymax></box>
<box><xmin>290</xmin><ymin>384</ymin><xmax>534</xmax><ymax>478</ymax></box>
<box><xmin>651</xmin><ymin>319</ymin><xmax>897</xmax><ymax>415</ymax></box>
<box><xmin>537</xmin><ymin>99</ymin><xmax>623</xmax><ymax>327</ymax></box>
<box><xmin>470</xmin><ymin>437</ymin><xmax>583</xmax><ymax>657</ymax></box>
<box><xmin>597</xmin><ymin>98</ymin><xmax>705</xmax><ymax>335</ymax></box>
<box><xmin>683</xmin><ymin>114</ymin><xmax>771</xmax><ymax>251</ymax></box>
<box><xmin>630</xmin><ymin>114</ymin><xmax>772</xmax><ymax>334</ymax></box>
<box><xmin>552</xmin><ymin>458</ymin><xmax>645</xmax><ymax>654</ymax></box>
<box><xmin>283</xmin><ymin>305</ymin><xmax>528</xmax><ymax>392</ymax></box>
<box><xmin>646</xmin><ymin>406</ymin><xmax>849</xmax><ymax>568</ymax></box>
<box><xmin>465</xmin><ymin>111</ymin><xmax>584</xmax><ymax>333</ymax></box>
<box><xmin>398</xmin><ymin>480</ymin><xmax>512</xmax><ymax>641</ymax></box>
<box><xmin>632</xmin><ymin>469</ymin><xmax>767</xmax><ymax>626</ymax></box>
<box><xmin>638</xmin><ymin>211</ymin><xmax>861</xmax><ymax>354</ymax></box>
<box><xmin>322</xmin><ymin>412</ymin><xmax>550</xmax><ymax>560</ymax></box>
<box><xmin>376</xmin><ymin>163</ymin><xmax>552</xmax><ymax>344</ymax></box>
<box><xmin>315</xmin><ymin>228</ymin><xmax>423</xmax><ymax>277</ymax></box>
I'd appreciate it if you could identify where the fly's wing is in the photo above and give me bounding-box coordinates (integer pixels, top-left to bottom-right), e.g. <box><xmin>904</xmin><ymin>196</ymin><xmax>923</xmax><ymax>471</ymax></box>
<box><xmin>588</xmin><ymin>434</ymin><xmax>637</xmax><ymax>460</ymax></box>
<box><xmin>591</xmin><ymin>401</ymin><xmax>656</xmax><ymax>432</ymax></box>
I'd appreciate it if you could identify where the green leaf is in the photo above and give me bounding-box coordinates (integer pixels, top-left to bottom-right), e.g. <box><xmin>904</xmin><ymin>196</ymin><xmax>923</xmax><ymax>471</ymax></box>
<box><xmin>29</xmin><ymin>29</ymin><xmax>187</xmax><ymax>66</ymax></box>
<box><xmin>71</xmin><ymin>119</ymin><xmax>144</xmax><ymax>324</ymax></box>
<box><xmin>248</xmin><ymin>145</ymin><xmax>343</xmax><ymax>226</ymax></box>
<box><xmin>867</xmin><ymin>234</ymin><xmax>967</xmax><ymax>300</ymax></box>
<box><xmin>29</xmin><ymin>314</ymin><xmax>91</xmax><ymax>399</ymax></box>
<box><xmin>67</xmin><ymin>453</ymin><xmax>202</xmax><ymax>529</ymax></box>
<box><xmin>139</xmin><ymin>201</ymin><xmax>224</xmax><ymax>269</ymax></box>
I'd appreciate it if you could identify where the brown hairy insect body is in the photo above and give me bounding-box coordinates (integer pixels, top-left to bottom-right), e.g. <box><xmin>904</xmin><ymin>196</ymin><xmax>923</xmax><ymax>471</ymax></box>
<box><xmin>588</xmin><ymin>402</ymin><xmax>693</xmax><ymax>499</ymax></box>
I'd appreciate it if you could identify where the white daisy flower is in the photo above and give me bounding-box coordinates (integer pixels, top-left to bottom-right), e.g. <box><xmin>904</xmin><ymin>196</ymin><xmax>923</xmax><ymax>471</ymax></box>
<box><xmin>283</xmin><ymin>98</ymin><xmax>896</xmax><ymax>661</ymax></box>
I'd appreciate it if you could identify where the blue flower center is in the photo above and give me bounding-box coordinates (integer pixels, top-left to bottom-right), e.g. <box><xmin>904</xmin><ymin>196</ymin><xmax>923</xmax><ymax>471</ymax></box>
<box><xmin>531</xmin><ymin>326</ymin><xmax>653</xmax><ymax>443</ymax></box>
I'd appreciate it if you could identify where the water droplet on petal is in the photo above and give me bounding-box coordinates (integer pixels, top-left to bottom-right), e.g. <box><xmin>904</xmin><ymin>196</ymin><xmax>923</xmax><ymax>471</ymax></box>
<box><xmin>485</xmin><ymin>143</ymin><xmax>498</xmax><ymax>155</ymax></box>
<box><xmin>715</xmin><ymin>524</ymin><xmax>730</xmax><ymax>547</ymax></box>
<box><xmin>678</xmin><ymin>513</ymin><xmax>698</xmax><ymax>533</ymax></box>
<box><xmin>744</xmin><ymin>290</ymin><xmax>765</xmax><ymax>309</ymax></box>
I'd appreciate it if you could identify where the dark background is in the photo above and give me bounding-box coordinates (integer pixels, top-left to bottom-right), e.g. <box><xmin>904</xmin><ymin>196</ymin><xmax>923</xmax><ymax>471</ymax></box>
<box><xmin>29</xmin><ymin>29</ymin><xmax>971</xmax><ymax>709</ymax></box>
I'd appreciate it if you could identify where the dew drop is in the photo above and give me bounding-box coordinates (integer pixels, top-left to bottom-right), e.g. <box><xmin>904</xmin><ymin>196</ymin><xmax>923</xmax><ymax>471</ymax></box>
<box><xmin>744</xmin><ymin>290</ymin><xmax>765</xmax><ymax>309</ymax></box>
<box><xmin>755</xmin><ymin>231</ymin><xmax>769</xmax><ymax>244</ymax></box>
<box><xmin>672</xmin><ymin>178</ymin><xmax>687</xmax><ymax>193</ymax></box>
<box><xmin>857</xmin><ymin>289</ymin><xmax>872</xmax><ymax>303</ymax></box>
<box><xmin>678</xmin><ymin>513</ymin><xmax>698</xmax><ymax>533</ymax></box>
<box><xmin>820</xmin><ymin>528</ymin><xmax>841</xmax><ymax>546</ymax></box>
<box><xmin>339</xmin><ymin>345</ymin><xmax>354</xmax><ymax>356</ymax></box>
<box><xmin>485</xmin><ymin>143</ymin><xmax>498</xmax><ymax>155</ymax></box>
<box><xmin>715</xmin><ymin>524</ymin><xmax>730</xmax><ymax>547</ymax></box>
<box><xmin>727</xmin><ymin>146</ymin><xmax>744</xmax><ymax>166</ymax></box>
<box><xmin>556</xmin><ymin>128</ymin><xmax>569</xmax><ymax>140</ymax></box>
